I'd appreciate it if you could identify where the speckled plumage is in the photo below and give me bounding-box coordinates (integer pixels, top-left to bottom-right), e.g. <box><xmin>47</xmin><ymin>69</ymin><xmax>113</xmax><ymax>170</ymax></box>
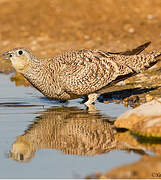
<box><xmin>1</xmin><ymin>42</ymin><xmax>161</xmax><ymax>104</ymax></box>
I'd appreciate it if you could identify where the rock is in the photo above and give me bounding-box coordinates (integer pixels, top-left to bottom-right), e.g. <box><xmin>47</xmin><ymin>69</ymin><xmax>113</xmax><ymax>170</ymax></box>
<box><xmin>112</xmin><ymin>100</ymin><xmax>120</xmax><ymax>104</ymax></box>
<box><xmin>104</xmin><ymin>100</ymin><xmax>109</xmax><ymax>104</ymax></box>
<box><xmin>147</xmin><ymin>14</ymin><xmax>155</xmax><ymax>20</ymax></box>
<box><xmin>128</xmin><ymin>95</ymin><xmax>139</xmax><ymax>103</ymax></box>
<box><xmin>132</xmin><ymin>116</ymin><xmax>161</xmax><ymax>138</ymax></box>
<box><xmin>115</xmin><ymin>99</ymin><xmax>161</xmax><ymax>130</ymax></box>
<box><xmin>123</xmin><ymin>24</ymin><xmax>135</xmax><ymax>34</ymax></box>
<box><xmin>145</xmin><ymin>94</ymin><xmax>154</xmax><ymax>102</ymax></box>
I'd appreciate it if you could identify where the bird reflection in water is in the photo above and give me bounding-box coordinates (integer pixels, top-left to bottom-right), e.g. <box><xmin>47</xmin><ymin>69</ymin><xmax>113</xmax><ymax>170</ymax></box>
<box><xmin>8</xmin><ymin>107</ymin><xmax>141</xmax><ymax>162</ymax></box>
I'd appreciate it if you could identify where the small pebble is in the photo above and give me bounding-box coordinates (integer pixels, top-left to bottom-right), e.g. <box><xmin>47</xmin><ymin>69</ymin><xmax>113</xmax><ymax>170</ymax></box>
<box><xmin>84</xmin><ymin>35</ymin><xmax>90</xmax><ymax>40</ymax></box>
<box><xmin>146</xmin><ymin>94</ymin><xmax>153</xmax><ymax>102</ymax></box>
<box><xmin>128</xmin><ymin>28</ymin><xmax>135</xmax><ymax>33</ymax></box>
<box><xmin>147</xmin><ymin>14</ymin><xmax>155</xmax><ymax>20</ymax></box>
<box><xmin>113</xmin><ymin>100</ymin><xmax>120</xmax><ymax>104</ymax></box>
<box><xmin>104</xmin><ymin>100</ymin><xmax>109</xmax><ymax>104</ymax></box>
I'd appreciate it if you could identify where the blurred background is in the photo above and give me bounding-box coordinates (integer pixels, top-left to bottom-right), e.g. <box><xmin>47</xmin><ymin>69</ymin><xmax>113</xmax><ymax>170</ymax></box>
<box><xmin>1</xmin><ymin>0</ymin><xmax>161</xmax><ymax>85</ymax></box>
<box><xmin>0</xmin><ymin>0</ymin><xmax>161</xmax><ymax>57</ymax></box>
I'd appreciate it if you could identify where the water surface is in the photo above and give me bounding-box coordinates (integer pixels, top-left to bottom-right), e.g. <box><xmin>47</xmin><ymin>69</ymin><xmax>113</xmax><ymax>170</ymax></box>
<box><xmin>0</xmin><ymin>74</ymin><xmax>141</xmax><ymax>179</ymax></box>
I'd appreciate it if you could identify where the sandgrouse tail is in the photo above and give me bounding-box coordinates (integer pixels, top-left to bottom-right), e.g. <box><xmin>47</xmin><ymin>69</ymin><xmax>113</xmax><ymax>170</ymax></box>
<box><xmin>1</xmin><ymin>41</ymin><xmax>160</xmax><ymax>105</ymax></box>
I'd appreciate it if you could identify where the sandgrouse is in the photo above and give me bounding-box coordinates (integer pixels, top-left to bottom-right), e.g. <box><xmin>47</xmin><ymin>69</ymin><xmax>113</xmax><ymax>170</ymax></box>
<box><xmin>1</xmin><ymin>42</ymin><xmax>160</xmax><ymax>105</ymax></box>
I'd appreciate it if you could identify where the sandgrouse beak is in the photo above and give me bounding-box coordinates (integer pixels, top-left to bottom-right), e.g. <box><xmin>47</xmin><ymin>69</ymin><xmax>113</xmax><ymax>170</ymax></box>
<box><xmin>0</xmin><ymin>51</ymin><xmax>12</xmax><ymax>60</ymax></box>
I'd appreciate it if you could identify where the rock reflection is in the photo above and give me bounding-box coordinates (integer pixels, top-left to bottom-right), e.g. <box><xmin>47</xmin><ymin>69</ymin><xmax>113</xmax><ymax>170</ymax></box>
<box><xmin>105</xmin><ymin>155</ymin><xmax>161</xmax><ymax>179</ymax></box>
<box><xmin>87</xmin><ymin>155</ymin><xmax>161</xmax><ymax>179</ymax></box>
<box><xmin>115</xmin><ymin>131</ymin><xmax>161</xmax><ymax>155</ymax></box>
<box><xmin>9</xmin><ymin>106</ymin><xmax>135</xmax><ymax>162</ymax></box>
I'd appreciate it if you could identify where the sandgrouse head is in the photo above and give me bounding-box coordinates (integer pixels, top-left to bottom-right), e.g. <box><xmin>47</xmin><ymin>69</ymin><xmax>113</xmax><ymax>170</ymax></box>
<box><xmin>0</xmin><ymin>48</ymin><xmax>38</xmax><ymax>73</ymax></box>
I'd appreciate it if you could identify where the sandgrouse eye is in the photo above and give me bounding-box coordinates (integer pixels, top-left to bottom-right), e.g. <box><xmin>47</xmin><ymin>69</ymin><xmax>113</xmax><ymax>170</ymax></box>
<box><xmin>18</xmin><ymin>50</ymin><xmax>23</xmax><ymax>55</ymax></box>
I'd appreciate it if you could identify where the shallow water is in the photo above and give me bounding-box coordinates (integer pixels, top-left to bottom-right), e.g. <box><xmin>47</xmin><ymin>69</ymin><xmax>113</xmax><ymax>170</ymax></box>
<box><xmin>0</xmin><ymin>73</ymin><xmax>142</xmax><ymax>179</ymax></box>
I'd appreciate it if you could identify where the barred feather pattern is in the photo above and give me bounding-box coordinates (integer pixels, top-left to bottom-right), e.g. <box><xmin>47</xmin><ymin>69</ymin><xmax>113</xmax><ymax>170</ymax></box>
<box><xmin>22</xmin><ymin>48</ymin><xmax>161</xmax><ymax>100</ymax></box>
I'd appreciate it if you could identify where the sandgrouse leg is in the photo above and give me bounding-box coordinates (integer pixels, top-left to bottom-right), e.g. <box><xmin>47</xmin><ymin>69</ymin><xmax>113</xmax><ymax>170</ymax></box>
<box><xmin>84</xmin><ymin>93</ymin><xmax>99</xmax><ymax>106</ymax></box>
